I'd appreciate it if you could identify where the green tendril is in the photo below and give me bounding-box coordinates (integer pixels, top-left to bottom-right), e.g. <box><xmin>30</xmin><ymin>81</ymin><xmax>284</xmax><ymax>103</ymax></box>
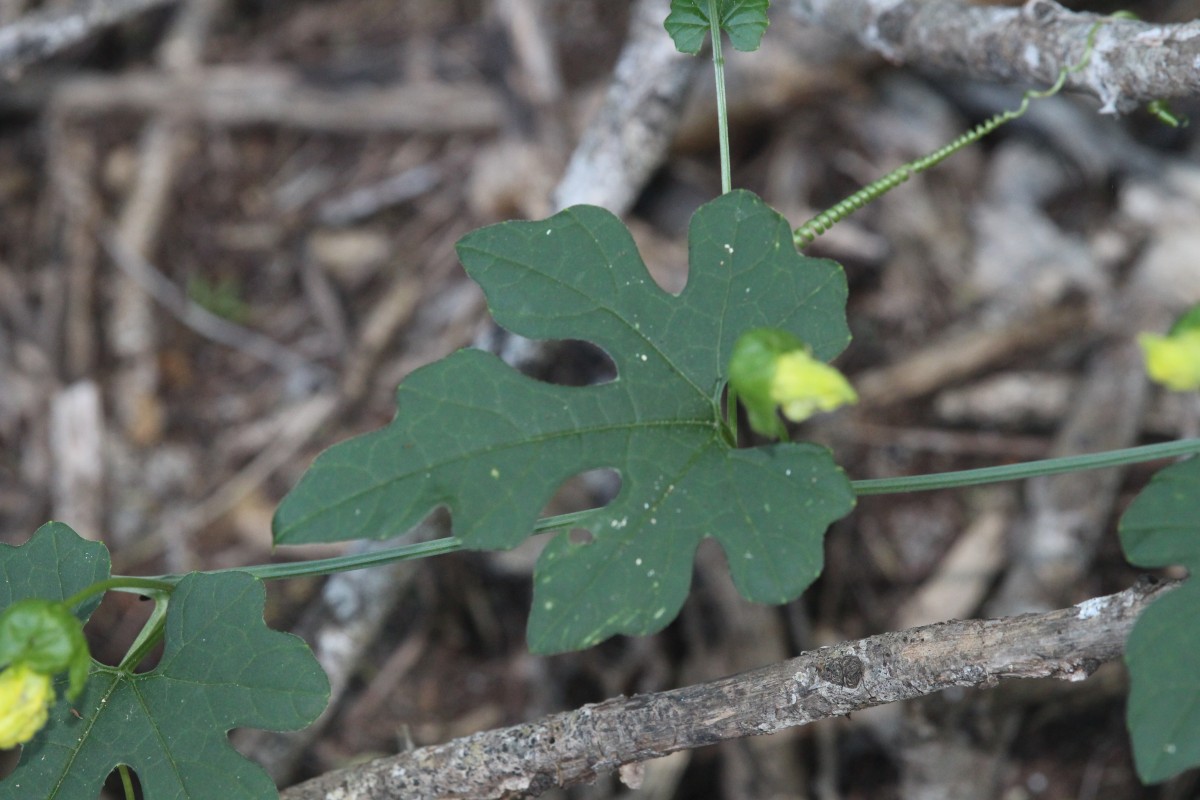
<box><xmin>1112</xmin><ymin>13</ymin><xmax>1187</xmax><ymax>129</ymax></box>
<box><xmin>793</xmin><ymin>15</ymin><xmax>1110</xmax><ymax>248</ymax></box>
<box><xmin>1148</xmin><ymin>99</ymin><xmax>1189</xmax><ymax>129</ymax></box>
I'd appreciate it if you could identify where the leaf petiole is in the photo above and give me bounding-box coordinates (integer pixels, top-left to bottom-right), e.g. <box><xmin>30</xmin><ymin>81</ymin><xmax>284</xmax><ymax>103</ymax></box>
<box><xmin>145</xmin><ymin>508</ymin><xmax>604</xmax><ymax>583</ymax></box>
<box><xmin>61</xmin><ymin>576</ymin><xmax>176</xmax><ymax>612</ymax></box>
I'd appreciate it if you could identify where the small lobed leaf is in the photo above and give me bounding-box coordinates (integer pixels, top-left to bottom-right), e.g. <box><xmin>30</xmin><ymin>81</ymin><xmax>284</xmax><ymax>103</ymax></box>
<box><xmin>1119</xmin><ymin>456</ymin><xmax>1200</xmax><ymax>783</ymax></box>
<box><xmin>274</xmin><ymin>189</ymin><xmax>855</xmax><ymax>653</ymax></box>
<box><xmin>664</xmin><ymin>0</ymin><xmax>709</xmax><ymax>54</ymax></box>
<box><xmin>0</xmin><ymin>525</ymin><xmax>329</xmax><ymax>800</ymax></box>
<box><xmin>720</xmin><ymin>0</ymin><xmax>771</xmax><ymax>51</ymax></box>
<box><xmin>0</xmin><ymin>522</ymin><xmax>109</xmax><ymax>621</ymax></box>
<box><xmin>665</xmin><ymin>0</ymin><xmax>770</xmax><ymax>55</ymax></box>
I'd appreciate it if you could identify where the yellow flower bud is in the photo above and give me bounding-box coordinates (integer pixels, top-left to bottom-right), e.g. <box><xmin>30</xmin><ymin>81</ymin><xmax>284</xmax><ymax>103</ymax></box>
<box><xmin>768</xmin><ymin>350</ymin><xmax>859</xmax><ymax>422</ymax></box>
<box><xmin>0</xmin><ymin>663</ymin><xmax>54</xmax><ymax>748</ymax></box>
<box><xmin>729</xmin><ymin>327</ymin><xmax>857</xmax><ymax>438</ymax></box>
<box><xmin>1138</xmin><ymin>330</ymin><xmax>1200</xmax><ymax>392</ymax></box>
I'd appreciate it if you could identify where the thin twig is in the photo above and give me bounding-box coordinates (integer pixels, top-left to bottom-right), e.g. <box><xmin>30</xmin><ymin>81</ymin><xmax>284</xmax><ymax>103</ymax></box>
<box><xmin>317</xmin><ymin>165</ymin><xmax>442</xmax><ymax>226</ymax></box>
<box><xmin>9</xmin><ymin>69</ymin><xmax>505</xmax><ymax>133</ymax></box>
<box><xmin>101</xmin><ymin>229</ymin><xmax>328</xmax><ymax>382</ymax></box>
<box><xmin>0</xmin><ymin>0</ymin><xmax>178</xmax><ymax>72</ymax></box>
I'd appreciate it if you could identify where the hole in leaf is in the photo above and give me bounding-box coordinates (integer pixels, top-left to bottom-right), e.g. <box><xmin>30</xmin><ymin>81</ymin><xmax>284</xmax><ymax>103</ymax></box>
<box><xmin>547</xmin><ymin>468</ymin><xmax>622</xmax><ymax>517</ymax></box>
<box><xmin>537</xmin><ymin>340</ymin><xmax>618</xmax><ymax>387</ymax></box>
<box><xmin>0</xmin><ymin>745</ymin><xmax>17</xmax><ymax>780</ymax></box>
<box><xmin>481</xmin><ymin>332</ymin><xmax>618</xmax><ymax>387</ymax></box>
<box><xmin>85</xmin><ymin>591</ymin><xmax>163</xmax><ymax>673</ymax></box>
<box><xmin>569</xmin><ymin>528</ymin><xmax>594</xmax><ymax>546</ymax></box>
<box><xmin>102</xmin><ymin>764</ymin><xmax>144</xmax><ymax>799</ymax></box>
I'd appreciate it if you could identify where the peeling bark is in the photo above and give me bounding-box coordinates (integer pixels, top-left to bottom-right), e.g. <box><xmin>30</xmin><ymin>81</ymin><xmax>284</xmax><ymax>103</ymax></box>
<box><xmin>785</xmin><ymin>0</ymin><xmax>1200</xmax><ymax>113</ymax></box>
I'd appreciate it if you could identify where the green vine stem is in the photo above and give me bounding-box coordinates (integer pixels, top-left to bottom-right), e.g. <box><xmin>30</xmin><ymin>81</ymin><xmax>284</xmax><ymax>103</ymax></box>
<box><xmin>708</xmin><ymin>0</ymin><xmax>731</xmax><ymax>194</ymax></box>
<box><xmin>793</xmin><ymin>15</ymin><xmax>1110</xmax><ymax>247</ymax></box>
<box><xmin>852</xmin><ymin>438</ymin><xmax>1200</xmax><ymax>495</ymax></box>
<box><xmin>123</xmin><ymin>439</ymin><xmax>1200</xmax><ymax>585</ymax></box>
<box><xmin>118</xmin><ymin>764</ymin><xmax>136</xmax><ymax>800</ymax></box>
<box><xmin>146</xmin><ymin>507</ymin><xmax>603</xmax><ymax>583</ymax></box>
<box><xmin>62</xmin><ymin>576</ymin><xmax>176</xmax><ymax>611</ymax></box>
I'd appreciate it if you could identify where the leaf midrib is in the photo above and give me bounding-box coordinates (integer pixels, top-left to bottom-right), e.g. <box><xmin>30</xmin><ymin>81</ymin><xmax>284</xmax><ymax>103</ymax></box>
<box><xmin>47</xmin><ymin>669</ymin><xmax>121</xmax><ymax>800</ymax></box>
<box><xmin>280</xmin><ymin>416</ymin><xmax>720</xmax><ymax>536</ymax></box>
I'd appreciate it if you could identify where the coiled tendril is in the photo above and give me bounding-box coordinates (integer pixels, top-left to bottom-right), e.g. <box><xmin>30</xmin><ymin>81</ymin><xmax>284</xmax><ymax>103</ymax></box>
<box><xmin>793</xmin><ymin>14</ymin><xmax>1114</xmax><ymax>248</ymax></box>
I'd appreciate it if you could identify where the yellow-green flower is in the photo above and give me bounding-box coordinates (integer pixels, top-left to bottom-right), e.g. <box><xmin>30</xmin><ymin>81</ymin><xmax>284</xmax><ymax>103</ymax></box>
<box><xmin>0</xmin><ymin>663</ymin><xmax>53</xmax><ymax>748</ymax></box>
<box><xmin>1139</xmin><ymin>329</ymin><xmax>1200</xmax><ymax>392</ymax></box>
<box><xmin>729</xmin><ymin>327</ymin><xmax>857</xmax><ymax>439</ymax></box>
<box><xmin>770</xmin><ymin>349</ymin><xmax>859</xmax><ymax>421</ymax></box>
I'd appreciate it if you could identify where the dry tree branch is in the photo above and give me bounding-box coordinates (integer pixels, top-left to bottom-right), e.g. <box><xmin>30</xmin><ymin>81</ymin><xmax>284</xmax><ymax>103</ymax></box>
<box><xmin>551</xmin><ymin>0</ymin><xmax>698</xmax><ymax>214</ymax></box>
<box><xmin>0</xmin><ymin>0</ymin><xmax>178</xmax><ymax>72</ymax></box>
<box><xmin>100</xmin><ymin>231</ymin><xmax>326</xmax><ymax>381</ymax></box>
<box><xmin>279</xmin><ymin>579</ymin><xmax>1172</xmax><ymax>800</ymax></box>
<box><xmin>0</xmin><ymin>69</ymin><xmax>506</xmax><ymax>133</ymax></box>
<box><xmin>785</xmin><ymin>0</ymin><xmax>1200</xmax><ymax>113</ymax></box>
<box><xmin>480</xmin><ymin>0</ymin><xmax>695</xmax><ymax>369</ymax></box>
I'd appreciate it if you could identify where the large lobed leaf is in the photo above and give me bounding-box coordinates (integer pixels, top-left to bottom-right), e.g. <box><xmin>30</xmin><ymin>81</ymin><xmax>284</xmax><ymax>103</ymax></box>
<box><xmin>1120</xmin><ymin>456</ymin><xmax>1200</xmax><ymax>783</ymax></box>
<box><xmin>274</xmin><ymin>190</ymin><xmax>855</xmax><ymax>653</ymax></box>
<box><xmin>0</xmin><ymin>523</ymin><xmax>328</xmax><ymax>800</ymax></box>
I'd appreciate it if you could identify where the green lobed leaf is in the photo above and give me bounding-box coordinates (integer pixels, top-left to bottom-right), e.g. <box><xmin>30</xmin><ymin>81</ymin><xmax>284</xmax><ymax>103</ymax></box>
<box><xmin>1119</xmin><ymin>456</ymin><xmax>1200</xmax><ymax>783</ymax></box>
<box><xmin>0</xmin><ymin>525</ymin><xmax>329</xmax><ymax>800</ymax></box>
<box><xmin>0</xmin><ymin>522</ymin><xmax>109</xmax><ymax>620</ymax></box>
<box><xmin>274</xmin><ymin>189</ymin><xmax>854</xmax><ymax>653</ymax></box>
<box><xmin>665</xmin><ymin>0</ymin><xmax>770</xmax><ymax>54</ymax></box>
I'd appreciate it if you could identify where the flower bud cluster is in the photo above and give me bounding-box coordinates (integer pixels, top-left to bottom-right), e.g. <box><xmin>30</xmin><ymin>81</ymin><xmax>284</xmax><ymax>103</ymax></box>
<box><xmin>728</xmin><ymin>327</ymin><xmax>857</xmax><ymax>439</ymax></box>
<box><xmin>0</xmin><ymin>598</ymin><xmax>91</xmax><ymax>748</ymax></box>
